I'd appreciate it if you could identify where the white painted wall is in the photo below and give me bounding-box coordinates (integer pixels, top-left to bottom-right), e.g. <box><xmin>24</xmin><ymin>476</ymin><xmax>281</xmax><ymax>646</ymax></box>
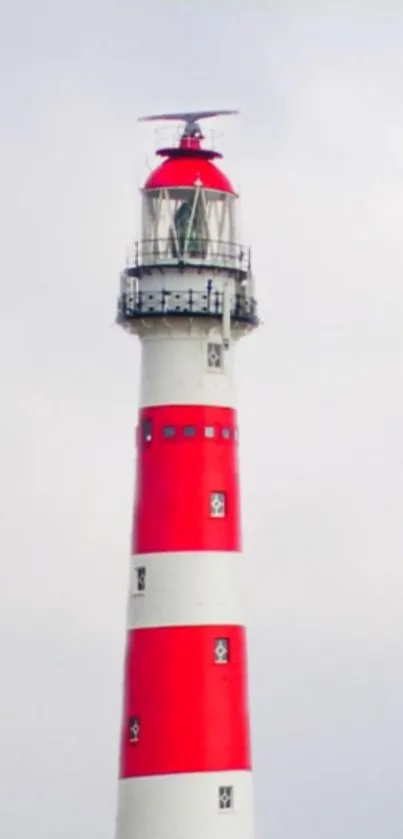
<box><xmin>127</xmin><ymin>551</ymin><xmax>244</xmax><ymax>630</ymax></box>
<box><xmin>116</xmin><ymin>771</ymin><xmax>254</xmax><ymax>839</ymax></box>
<box><xmin>139</xmin><ymin>326</ymin><xmax>236</xmax><ymax>408</ymax></box>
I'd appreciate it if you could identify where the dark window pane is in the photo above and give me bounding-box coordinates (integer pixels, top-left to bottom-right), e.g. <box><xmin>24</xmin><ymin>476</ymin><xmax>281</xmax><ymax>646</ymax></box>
<box><xmin>128</xmin><ymin>716</ymin><xmax>140</xmax><ymax>743</ymax></box>
<box><xmin>143</xmin><ymin>418</ymin><xmax>152</xmax><ymax>441</ymax></box>
<box><xmin>163</xmin><ymin>426</ymin><xmax>176</xmax><ymax>438</ymax></box>
<box><xmin>136</xmin><ymin>567</ymin><xmax>146</xmax><ymax>592</ymax></box>
<box><xmin>183</xmin><ymin>425</ymin><xmax>196</xmax><ymax>437</ymax></box>
<box><xmin>218</xmin><ymin>786</ymin><xmax>233</xmax><ymax>809</ymax></box>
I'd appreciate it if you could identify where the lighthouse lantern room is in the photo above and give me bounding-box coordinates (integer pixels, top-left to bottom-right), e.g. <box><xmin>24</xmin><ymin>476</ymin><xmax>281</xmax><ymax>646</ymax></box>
<box><xmin>114</xmin><ymin>111</ymin><xmax>259</xmax><ymax>839</ymax></box>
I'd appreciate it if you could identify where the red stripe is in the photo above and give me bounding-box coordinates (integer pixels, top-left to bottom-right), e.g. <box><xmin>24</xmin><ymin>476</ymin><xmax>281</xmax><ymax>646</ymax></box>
<box><xmin>132</xmin><ymin>406</ymin><xmax>241</xmax><ymax>554</ymax></box>
<box><xmin>119</xmin><ymin>625</ymin><xmax>251</xmax><ymax>778</ymax></box>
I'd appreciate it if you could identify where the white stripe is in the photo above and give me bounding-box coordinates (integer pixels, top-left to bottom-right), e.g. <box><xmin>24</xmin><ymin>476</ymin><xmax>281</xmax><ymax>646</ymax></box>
<box><xmin>116</xmin><ymin>771</ymin><xmax>254</xmax><ymax>839</ymax></box>
<box><xmin>139</xmin><ymin>330</ymin><xmax>236</xmax><ymax>408</ymax></box>
<box><xmin>127</xmin><ymin>551</ymin><xmax>244</xmax><ymax>630</ymax></box>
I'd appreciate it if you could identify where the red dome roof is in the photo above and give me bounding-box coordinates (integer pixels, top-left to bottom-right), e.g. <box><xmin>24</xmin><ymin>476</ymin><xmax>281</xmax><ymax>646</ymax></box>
<box><xmin>143</xmin><ymin>155</ymin><xmax>236</xmax><ymax>194</ymax></box>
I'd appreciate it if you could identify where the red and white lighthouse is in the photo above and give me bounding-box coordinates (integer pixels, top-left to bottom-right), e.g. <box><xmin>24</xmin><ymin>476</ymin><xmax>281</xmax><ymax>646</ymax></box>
<box><xmin>115</xmin><ymin>110</ymin><xmax>258</xmax><ymax>839</ymax></box>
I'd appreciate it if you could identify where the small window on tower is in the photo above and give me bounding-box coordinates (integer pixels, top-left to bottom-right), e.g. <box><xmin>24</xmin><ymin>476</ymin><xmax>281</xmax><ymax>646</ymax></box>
<box><xmin>134</xmin><ymin>566</ymin><xmax>146</xmax><ymax>594</ymax></box>
<box><xmin>204</xmin><ymin>426</ymin><xmax>215</xmax><ymax>439</ymax></box>
<box><xmin>128</xmin><ymin>716</ymin><xmax>141</xmax><ymax>744</ymax></box>
<box><xmin>142</xmin><ymin>418</ymin><xmax>152</xmax><ymax>442</ymax></box>
<box><xmin>207</xmin><ymin>342</ymin><xmax>223</xmax><ymax>370</ymax></box>
<box><xmin>210</xmin><ymin>491</ymin><xmax>226</xmax><ymax>518</ymax></box>
<box><xmin>183</xmin><ymin>425</ymin><xmax>196</xmax><ymax>438</ymax></box>
<box><xmin>221</xmin><ymin>427</ymin><xmax>231</xmax><ymax>440</ymax></box>
<box><xmin>218</xmin><ymin>785</ymin><xmax>233</xmax><ymax>810</ymax></box>
<box><xmin>214</xmin><ymin>637</ymin><xmax>230</xmax><ymax>664</ymax></box>
<box><xmin>163</xmin><ymin>425</ymin><xmax>176</xmax><ymax>439</ymax></box>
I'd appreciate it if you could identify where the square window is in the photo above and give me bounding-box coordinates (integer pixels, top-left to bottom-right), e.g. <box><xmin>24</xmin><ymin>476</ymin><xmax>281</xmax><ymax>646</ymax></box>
<box><xmin>183</xmin><ymin>425</ymin><xmax>196</xmax><ymax>438</ymax></box>
<box><xmin>207</xmin><ymin>342</ymin><xmax>223</xmax><ymax>370</ymax></box>
<box><xmin>204</xmin><ymin>426</ymin><xmax>215</xmax><ymax>439</ymax></box>
<box><xmin>218</xmin><ymin>785</ymin><xmax>233</xmax><ymax>810</ymax></box>
<box><xmin>135</xmin><ymin>566</ymin><xmax>146</xmax><ymax>593</ymax></box>
<box><xmin>221</xmin><ymin>427</ymin><xmax>231</xmax><ymax>440</ymax></box>
<box><xmin>210</xmin><ymin>491</ymin><xmax>226</xmax><ymax>518</ymax></box>
<box><xmin>214</xmin><ymin>637</ymin><xmax>230</xmax><ymax>664</ymax></box>
<box><xmin>163</xmin><ymin>425</ymin><xmax>176</xmax><ymax>438</ymax></box>
<box><xmin>128</xmin><ymin>716</ymin><xmax>140</xmax><ymax>743</ymax></box>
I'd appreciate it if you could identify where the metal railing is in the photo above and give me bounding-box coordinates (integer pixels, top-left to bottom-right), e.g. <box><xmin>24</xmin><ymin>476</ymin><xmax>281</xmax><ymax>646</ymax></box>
<box><xmin>117</xmin><ymin>287</ymin><xmax>258</xmax><ymax>326</ymax></box>
<box><xmin>126</xmin><ymin>238</ymin><xmax>250</xmax><ymax>275</ymax></box>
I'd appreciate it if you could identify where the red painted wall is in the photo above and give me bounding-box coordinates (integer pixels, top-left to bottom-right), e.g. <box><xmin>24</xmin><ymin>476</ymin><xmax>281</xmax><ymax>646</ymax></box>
<box><xmin>132</xmin><ymin>406</ymin><xmax>241</xmax><ymax>554</ymax></box>
<box><xmin>120</xmin><ymin>625</ymin><xmax>251</xmax><ymax>778</ymax></box>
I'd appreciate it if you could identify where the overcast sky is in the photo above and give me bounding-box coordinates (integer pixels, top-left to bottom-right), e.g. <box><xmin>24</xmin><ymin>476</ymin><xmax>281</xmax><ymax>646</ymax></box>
<box><xmin>1</xmin><ymin>1</ymin><xmax>403</xmax><ymax>837</ymax></box>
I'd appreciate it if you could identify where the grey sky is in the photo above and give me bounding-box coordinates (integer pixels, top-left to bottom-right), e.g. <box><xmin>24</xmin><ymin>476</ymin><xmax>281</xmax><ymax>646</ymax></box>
<box><xmin>1</xmin><ymin>2</ymin><xmax>403</xmax><ymax>837</ymax></box>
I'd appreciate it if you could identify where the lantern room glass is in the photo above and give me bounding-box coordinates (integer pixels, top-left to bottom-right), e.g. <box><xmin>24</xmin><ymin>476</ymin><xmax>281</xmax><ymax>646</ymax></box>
<box><xmin>141</xmin><ymin>187</ymin><xmax>237</xmax><ymax>266</ymax></box>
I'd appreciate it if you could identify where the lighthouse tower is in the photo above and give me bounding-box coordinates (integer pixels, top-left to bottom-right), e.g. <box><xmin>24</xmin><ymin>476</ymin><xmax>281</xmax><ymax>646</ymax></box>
<box><xmin>115</xmin><ymin>110</ymin><xmax>258</xmax><ymax>839</ymax></box>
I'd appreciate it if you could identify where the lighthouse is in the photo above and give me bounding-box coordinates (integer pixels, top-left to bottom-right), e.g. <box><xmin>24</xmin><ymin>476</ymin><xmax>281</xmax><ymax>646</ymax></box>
<box><xmin>115</xmin><ymin>110</ymin><xmax>258</xmax><ymax>839</ymax></box>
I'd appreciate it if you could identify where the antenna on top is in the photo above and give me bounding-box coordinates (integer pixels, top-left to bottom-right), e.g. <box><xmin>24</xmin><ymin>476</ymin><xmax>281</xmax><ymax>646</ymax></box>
<box><xmin>138</xmin><ymin>109</ymin><xmax>239</xmax><ymax>138</ymax></box>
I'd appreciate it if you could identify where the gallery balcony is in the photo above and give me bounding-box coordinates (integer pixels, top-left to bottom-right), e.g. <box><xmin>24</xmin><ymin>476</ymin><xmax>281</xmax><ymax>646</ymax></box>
<box><xmin>125</xmin><ymin>238</ymin><xmax>251</xmax><ymax>280</ymax></box>
<box><xmin>117</xmin><ymin>286</ymin><xmax>258</xmax><ymax>328</ymax></box>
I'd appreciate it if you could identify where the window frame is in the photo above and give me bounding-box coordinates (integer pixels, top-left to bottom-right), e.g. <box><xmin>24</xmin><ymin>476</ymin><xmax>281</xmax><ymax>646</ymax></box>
<box><xmin>209</xmin><ymin>490</ymin><xmax>227</xmax><ymax>518</ymax></box>
<box><xmin>218</xmin><ymin>785</ymin><xmax>234</xmax><ymax>811</ymax></box>
<box><xmin>214</xmin><ymin>637</ymin><xmax>230</xmax><ymax>665</ymax></box>
<box><xmin>207</xmin><ymin>341</ymin><xmax>224</xmax><ymax>371</ymax></box>
<box><xmin>128</xmin><ymin>715</ymin><xmax>141</xmax><ymax>744</ymax></box>
<box><xmin>133</xmin><ymin>565</ymin><xmax>146</xmax><ymax>596</ymax></box>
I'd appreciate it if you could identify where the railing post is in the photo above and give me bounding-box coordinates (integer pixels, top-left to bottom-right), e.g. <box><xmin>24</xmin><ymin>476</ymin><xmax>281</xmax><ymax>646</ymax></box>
<box><xmin>206</xmin><ymin>278</ymin><xmax>212</xmax><ymax>312</ymax></box>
